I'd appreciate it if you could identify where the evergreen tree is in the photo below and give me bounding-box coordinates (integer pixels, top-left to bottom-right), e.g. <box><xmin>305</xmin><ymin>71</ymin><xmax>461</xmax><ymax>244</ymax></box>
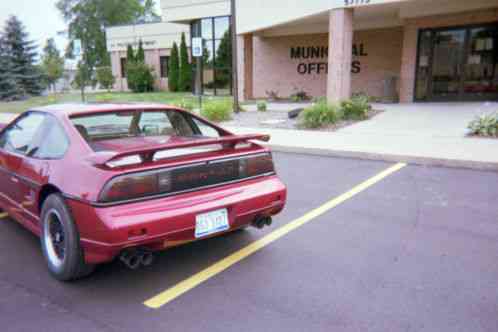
<box><xmin>168</xmin><ymin>42</ymin><xmax>179</xmax><ymax>92</ymax></box>
<box><xmin>126</xmin><ymin>44</ymin><xmax>136</xmax><ymax>91</ymax></box>
<box><xmin>178</xmin><ymin>32</ymin><xmax>191</xmax><ymax>92</ymax></box>
<box><xmin>126</xmin><ymin>44</ymin><xmax>135</xmax><ymax>64</ymax></box>
<box><xmin>2</xmin><ymin>16</ymin><xmax>43</xmax><ymax>96</ymax></box>
<box><xmin>136</xmin><ymin>39</ymin><xmax>145</xmax><ymax>63</ymax></box>
<box><xmin>0</xmin><ymin>37</ymin><xmax>18</xmax><ymax>101</ymax></box>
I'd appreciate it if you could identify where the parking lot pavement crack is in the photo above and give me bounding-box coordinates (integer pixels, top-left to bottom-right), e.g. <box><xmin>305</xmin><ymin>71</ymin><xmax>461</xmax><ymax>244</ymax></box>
<box><xmin>0</xmin><ymin>275</ymin><xmax>119</xmax><ymax>332</ymax></box>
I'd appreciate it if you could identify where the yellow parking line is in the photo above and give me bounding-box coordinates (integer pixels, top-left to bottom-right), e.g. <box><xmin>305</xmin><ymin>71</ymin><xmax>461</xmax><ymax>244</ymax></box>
<box><xmin>0</xmin><ymin>212</ymin><xmax>8</xmax><ymax>219</ymax></box>
<box><xmin>144</xmin><ymin>162</ymin><xmax>407</xmax><ymax>309</ymax></box>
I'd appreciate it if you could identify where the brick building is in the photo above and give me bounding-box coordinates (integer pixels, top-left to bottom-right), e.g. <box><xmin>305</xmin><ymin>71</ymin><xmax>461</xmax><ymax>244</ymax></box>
<box><xmin>106</xmin><ymin>0</ymin><xmax>498</xmax><ymax>103</ymax></box>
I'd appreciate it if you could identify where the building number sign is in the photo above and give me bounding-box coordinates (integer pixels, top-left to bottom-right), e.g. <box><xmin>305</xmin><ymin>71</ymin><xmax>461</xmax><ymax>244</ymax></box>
<box><xmin>344</xmin><ymin>0</ymin><xmax>370</xmax><ymax>6</ymax></box>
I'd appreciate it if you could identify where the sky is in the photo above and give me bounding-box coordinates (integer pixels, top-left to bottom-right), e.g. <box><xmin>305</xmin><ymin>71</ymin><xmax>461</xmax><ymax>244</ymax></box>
<box><xmin>0</xmin><ymin>0</ymin><xmax>162</xmax><ymax>59</ymax></box>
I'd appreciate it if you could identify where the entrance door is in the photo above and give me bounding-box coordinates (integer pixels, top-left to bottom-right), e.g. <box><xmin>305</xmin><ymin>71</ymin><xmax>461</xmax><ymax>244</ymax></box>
<box><xmin>415</xmin><ymin>24</ymin><xmax>498</xmax><ymax>102</ymax></box>
<box><xmin>430</xmin><ymin>29</ymin><xmax>466</xmax><ymax>101</ymax></box>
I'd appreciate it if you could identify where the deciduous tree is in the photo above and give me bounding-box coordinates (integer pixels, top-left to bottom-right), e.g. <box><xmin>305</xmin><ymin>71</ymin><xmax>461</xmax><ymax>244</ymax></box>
<box><xmin>56</xmin><ymin>0</ymin><xmax>158</xmax><ymax>80</ymax></box>
<box><xmin>41</xmin><ymin>38</ymin><xmax>65</xmax><ymax>92</ymax></box>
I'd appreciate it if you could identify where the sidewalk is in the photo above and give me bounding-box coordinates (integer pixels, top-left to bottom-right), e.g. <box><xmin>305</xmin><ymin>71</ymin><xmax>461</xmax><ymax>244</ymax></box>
<box><xmin>226</xmin><ymin>102</ymin><xmax>498</xmax><ymax>171</ymax></box>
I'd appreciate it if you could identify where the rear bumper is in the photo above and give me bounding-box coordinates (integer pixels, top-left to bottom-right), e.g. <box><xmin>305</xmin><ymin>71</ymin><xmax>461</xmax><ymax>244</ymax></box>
<box><xmin>67</xmin><ymin>175</ymin><xmax>286</xmax><ymax>264</ymax></box>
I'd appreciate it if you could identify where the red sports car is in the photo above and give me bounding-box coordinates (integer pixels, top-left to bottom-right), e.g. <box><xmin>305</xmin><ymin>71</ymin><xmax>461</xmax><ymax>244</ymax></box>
<box><xmin>0</xmin><ymin>104</ymin><xmax>286</xmax><ymax>281</ymax></box>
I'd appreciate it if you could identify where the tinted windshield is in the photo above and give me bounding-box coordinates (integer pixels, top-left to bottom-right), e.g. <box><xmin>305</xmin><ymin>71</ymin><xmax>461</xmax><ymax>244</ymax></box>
<box><xmin>71</xmin><ymin>110</ymin><xmax>221</xmax><ymax>147</ymax></box>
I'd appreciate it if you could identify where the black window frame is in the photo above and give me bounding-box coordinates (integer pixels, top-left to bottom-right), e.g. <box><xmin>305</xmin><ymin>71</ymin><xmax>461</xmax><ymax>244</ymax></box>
<box><xmin>120</xmin><ymin>58</ymin><xmax>127</xmax><ymax>78</ymax></box>
<box><xmin>190</xmin><ymin>15</ymin><xmax>233</xmax><ymax>96</ymax></box>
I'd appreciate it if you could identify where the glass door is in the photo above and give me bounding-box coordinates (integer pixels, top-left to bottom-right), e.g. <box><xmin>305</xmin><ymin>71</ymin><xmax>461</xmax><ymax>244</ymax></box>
<box><xmin>415</xmin><ymin>24</ymin><xmax>498</xmax><ymax>102</ymax></box>
<box><xmin>430</xmin><ymin>29</ymin><xmax>466</xmax><ymax>101</ymax></box>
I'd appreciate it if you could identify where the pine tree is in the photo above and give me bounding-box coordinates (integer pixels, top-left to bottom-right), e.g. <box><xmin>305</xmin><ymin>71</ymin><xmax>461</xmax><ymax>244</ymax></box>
<box><xmin>0</xmin><ymin>37</ymin><xmax>18</xmax><ymax>101</ymax></box>
<box><xmin>178</xmin><ymin>32</ymin><xmax>191</xmax><ymax>92</ymax></box>
<box><xmin>168</xmin><ymin>42</ymin><xmax>179</xmax><ymax>92</ymax></box>
<box><xmin>136</xmin><ymin>39</ymin><xmax>145</xmax><ymax>63</ymax></box>
<box><xmin>2</xmin><ymin>16</ymin><xmax>43</xmax><ymax>97</ymax></box>
<box><xmin>126</xmin><ymin>44</ymin><xmax>136</xmax><ymax>91</ymax></box>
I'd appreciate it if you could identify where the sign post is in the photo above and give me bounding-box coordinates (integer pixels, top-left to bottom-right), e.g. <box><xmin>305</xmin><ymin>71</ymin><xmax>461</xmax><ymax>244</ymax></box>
<box><xmin>192</xmin><ymin>37</ymin><xmax>204</xmax><ymax>112</ymax></box>
<box><xmin>230</xmin><ymin>0</ymin><xmax>239</xmax><ymax>113</ymax></box>
<box><xmin>73</xmin><ymin>39</ymin><xmax>86</xmax><ymax>102</ymax></box>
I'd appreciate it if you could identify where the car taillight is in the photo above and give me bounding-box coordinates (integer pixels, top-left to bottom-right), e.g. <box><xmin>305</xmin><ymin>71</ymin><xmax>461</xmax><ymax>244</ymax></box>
<box><xmin>98</xmin><ymin>153</ymin><xmax>275</xmax><ymax>203</ymax></box>
<box><xmin>240</xmin><ymin>153</ymin><xmax>275</xmax><ymax>177</ymax></box>
<box><xmin>99</xmin><ymin>173</ymin><xmax>159</xmax><ymax>203</ymax></box>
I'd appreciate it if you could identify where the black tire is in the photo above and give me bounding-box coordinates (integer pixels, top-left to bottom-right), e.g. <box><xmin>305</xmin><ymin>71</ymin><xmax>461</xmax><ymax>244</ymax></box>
<box><xmin>40</xmin><ymin>194</ymin><xmax>95</xmax><ymax>281</ymax></box>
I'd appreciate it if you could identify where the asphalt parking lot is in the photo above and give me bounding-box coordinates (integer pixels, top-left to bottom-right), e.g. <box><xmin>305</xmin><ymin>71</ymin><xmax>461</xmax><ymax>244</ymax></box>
<box><xmin>1</xmin><ymin>152</ymin><xmax>497</xmax><ymax>332</ymax></box>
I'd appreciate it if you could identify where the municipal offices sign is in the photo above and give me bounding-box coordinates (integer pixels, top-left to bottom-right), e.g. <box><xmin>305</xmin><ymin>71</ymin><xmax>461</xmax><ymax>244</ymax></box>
<box><xmin>290</xmin><ymin>44</ymin><xmax>368</xmax><ymax>75</ymax></box>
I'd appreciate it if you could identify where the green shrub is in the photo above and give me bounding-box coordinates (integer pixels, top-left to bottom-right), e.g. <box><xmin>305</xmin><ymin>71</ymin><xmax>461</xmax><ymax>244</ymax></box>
<box><xmin>341</xmin><ymin>95</ymin><xmax>371</xmax><ymax>120</ymax></box>
<box><xmin>301</xmin><ymin>101</ymin><xmax>340</xmax><ymax>129</ymax></box>
<box><xmin>174</xmin><ymin>99</ymin><xmax>195</xmax><ymax>112</ymax></box>
<box><xmin>127</xmin><ymin>62</ymin><xmax>155</xmax><ymax>93</ymax></box>
<box><xmin>290</xmin><ymin>89</ymin><xmax>310</xmax><ymax>102</ymax></box>
<box><xmin>201</xmin><ymin>99</ymin><xmax>233</xmax><ymax>122</ymax></box>
<box><xmin>468</xmin><ymin>113</ymin><xmax>498</xmax><ymax>137</ymax></box>
<box><xmin>257</xmin><ymin>100</ymin><xmax>267</xmax><ymax>112</ymax></box>
<box><xmin>96</xmin><ymin>66</ymin><xmax>115</xmax><ymax>91</ymax></box>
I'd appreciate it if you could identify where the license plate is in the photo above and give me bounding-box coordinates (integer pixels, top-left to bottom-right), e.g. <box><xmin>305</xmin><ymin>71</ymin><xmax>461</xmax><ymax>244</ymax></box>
<box><xmin>195</xmin><ymin>209</ymin><xmax>230</xmax><ymax>238</ymax></box>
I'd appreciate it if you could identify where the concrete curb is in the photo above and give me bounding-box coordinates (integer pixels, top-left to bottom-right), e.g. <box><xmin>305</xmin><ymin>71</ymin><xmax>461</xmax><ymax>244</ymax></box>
<box><xmin>268</xmin><ymin>144</ymin><xmax>498</xmax><ymax>172</ymax></box>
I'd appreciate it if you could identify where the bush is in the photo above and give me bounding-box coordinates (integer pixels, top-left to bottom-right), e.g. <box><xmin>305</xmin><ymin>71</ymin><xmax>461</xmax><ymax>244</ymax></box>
<box><xmin>290</xmin><ymin>89</ymin><xmax>310</xmax><ymax>102</ymax></box>
<box><xmin>127</xmin><ymin>62</ymin><xmax>155</xmax><ymax>93</ymax></box>
<box><xmin>201</xmin><ymin>99</ymin><xmax>233</xmax><ymax>122</ymax></box>
<box><xmin>301</xmin><ymin>101</ymin><xmax>340</xmax><ymax>129</ymax></box>
<box><xmin>341</xmin><ymin>95</ymin><xmax>371</xmax><ymax>120</ymax></box>
<box><xmin>96</xmin><ymin>66</ymin><xmax>115</xmax><ymax>91</ymax></box>
<box><xmin>257</xmin><ymin>100</ymin><xmax>267</xmax><ymax>112</ymax></box>
<box><xmin>468</xmin><ymin>113</ymin><xmax>498</xmax><ymax>137</ymax></box>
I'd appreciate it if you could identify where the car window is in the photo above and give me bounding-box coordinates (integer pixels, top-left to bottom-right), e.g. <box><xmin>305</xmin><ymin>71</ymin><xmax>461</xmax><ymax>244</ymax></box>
<box><xmin>138</xmin><ymin>112</ymin><xmax>175</xmax><ymax>136</ymax></box>
<box><xmin>32</xmin><ymin>116</ymin><xmax>69</xmax><ymax>159</ymax></box>
<box><xmin>168</xmin><ymin>111</ymin><xmax>195</xmax><ymax>136</ymax></box>
<box><xmin>0</xmin><ymin>112</ymin><xmax>46</xmax><ymax>155</ymax></box>
<box><xmin>191</xmin><ymin>117</ymin><xmax>221</xmax><ymax>138</ymax></box>
<box><xmin>72</xmin><ymin>113</ymin><xmax>134</xmax><ymax>139</ymax></box>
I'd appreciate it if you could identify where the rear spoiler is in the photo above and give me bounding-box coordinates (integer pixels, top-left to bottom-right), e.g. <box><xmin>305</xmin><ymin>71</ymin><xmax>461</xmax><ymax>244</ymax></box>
<box><xmin>86</xmin><ymin>134</ymin><xmax>271</xmax><ymax>166</ymax></box>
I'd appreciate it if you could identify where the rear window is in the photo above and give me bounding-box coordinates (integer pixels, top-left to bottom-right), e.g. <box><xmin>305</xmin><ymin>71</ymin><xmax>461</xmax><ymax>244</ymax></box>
<box><xmin>70</xmin><ymin>110</ymin><xmax>222</xmax><ymax>151</ymax></box>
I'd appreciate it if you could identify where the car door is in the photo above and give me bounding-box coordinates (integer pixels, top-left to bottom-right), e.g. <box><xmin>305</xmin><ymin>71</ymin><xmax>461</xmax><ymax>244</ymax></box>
<box><xmin>0</xmin><ymin>112</ymin><xmax>46</xmax><ymax>221</ymax></box>
<box><xmin>18</xmin><ymin>114</ymin><xmax>70</xmax><ymax>225</ymax></box>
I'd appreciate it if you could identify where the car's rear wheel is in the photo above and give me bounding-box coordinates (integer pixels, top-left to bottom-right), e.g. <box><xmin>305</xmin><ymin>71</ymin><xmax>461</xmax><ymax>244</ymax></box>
<box><xmin>40</xmin><ymin>194</ymin><xmax>95</xmax><ymax>281</ymax></box>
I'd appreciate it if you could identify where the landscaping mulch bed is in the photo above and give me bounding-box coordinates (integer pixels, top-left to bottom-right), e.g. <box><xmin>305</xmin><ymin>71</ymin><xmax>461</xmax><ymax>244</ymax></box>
<box><xmin>225</xmin><ymin>108</ymin><xmax>384</xmax><ymax>132</ymax></box>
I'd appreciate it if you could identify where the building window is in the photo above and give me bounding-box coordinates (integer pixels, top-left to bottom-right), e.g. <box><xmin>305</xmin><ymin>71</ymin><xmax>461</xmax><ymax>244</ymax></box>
<box><xmin>120</xmin><ymin>58</ymin><xmax>127</xmax><ymax>78</ymax></box>
<box><xmin>160</xmin><ymin>56</ymin><xmax>169</xmax><ymax>78</ymax></box>
<box><xmin>190</xmin><ymin>16</ymin><xmax>232</xmax><ymax>96</ymax></box>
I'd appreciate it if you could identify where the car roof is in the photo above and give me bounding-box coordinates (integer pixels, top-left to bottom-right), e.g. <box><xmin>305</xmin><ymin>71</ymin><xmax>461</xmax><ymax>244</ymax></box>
<box><xmin>31</xmin><ymin>103</ymin><xmax>179</xmax><ymax>118</ymax></box>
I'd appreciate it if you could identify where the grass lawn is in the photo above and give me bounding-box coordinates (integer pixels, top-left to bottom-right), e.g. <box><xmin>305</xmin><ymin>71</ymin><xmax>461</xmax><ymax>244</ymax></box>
<box><xmin>0</xmin><ymin>91</ymin><xmax>232</xmax><ymax>114</ymax></box>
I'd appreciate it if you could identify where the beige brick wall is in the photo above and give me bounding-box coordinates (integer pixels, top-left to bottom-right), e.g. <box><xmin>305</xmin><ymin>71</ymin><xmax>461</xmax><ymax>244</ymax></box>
<box><xmin>399</xmin><ymin>8</ymin><xmax>498</xmax><ymax>102</ymax></box>
<box><xmin>251</xmin><ymin>27</ymin><xmax>403</xmax><ymax>100</ymax></box>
